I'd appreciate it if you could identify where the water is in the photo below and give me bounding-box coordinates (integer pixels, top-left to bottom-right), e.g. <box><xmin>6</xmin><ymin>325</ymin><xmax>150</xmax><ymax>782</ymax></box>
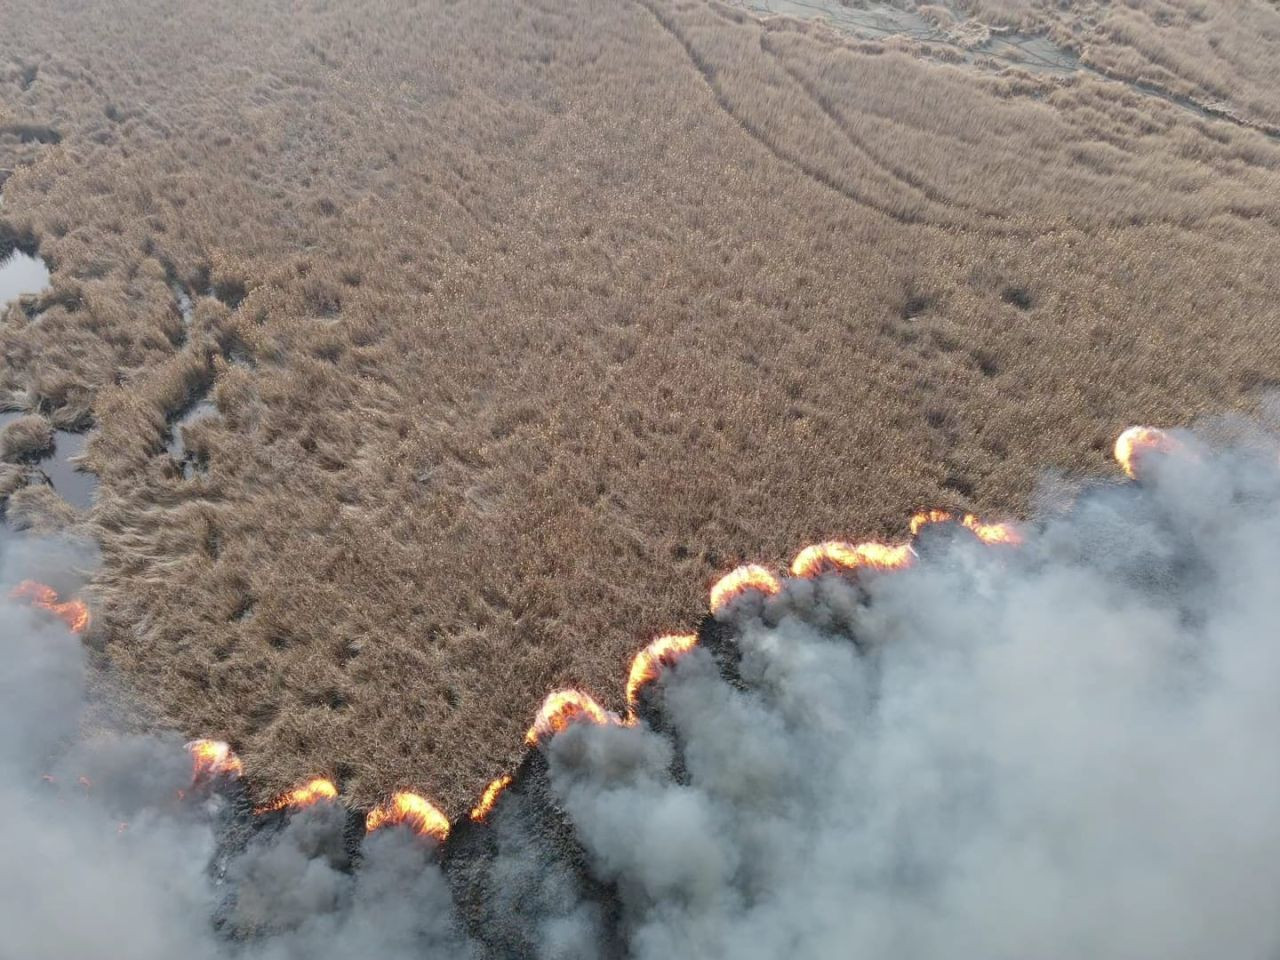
<box><xmin>748</xmin><ymin>0</ymin><xmax>939</xmax><ymax>40</ymax></box>
<box><xmin>35</xmin><ymin>430</ymin><xmax>97</xmax><ymax>509</ymax></box>
<box><xmin>1</xmin><ymin>417</ymin><xmax>100</xmax><ymax>512</ymax></box>
<box><xmin>975</xmin><ymin>31</ymin><xmax>1080</xmax><ymax>74</ymax></box>
<box><xmin>745</xmin><ymin>0</ymin><xmax>1080</xmax><ymax>74</ymax></box>
<box><xmin>0</xmin><ymin>250</ymin><xmax>50</xmax><ymax>308</ymax></box>
<box><xmin>168</xmin><ymin>399</ymin><xmax>218</xmax><ymax>462</ymax></box>
<box><xmin>173</xmin><ymin>283</ymin><xmax>194</xmax><ymax>324</ymax></box>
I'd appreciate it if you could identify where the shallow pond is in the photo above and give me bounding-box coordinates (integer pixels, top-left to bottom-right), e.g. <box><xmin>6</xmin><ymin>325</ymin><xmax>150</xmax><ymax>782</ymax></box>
<box><xmin>35</xmin><ymin>430</ymin><xmax>97</xmax><ymax>510</ymax></box>
<box><xmin>0</xmin><ymin>414</ymin><xmax>99</xmax><ymax>512</ymax></box>
<box><xmin>0</xmin><ymin>249</ymin><xmax>50</xmax><ymax>308</ymax></box>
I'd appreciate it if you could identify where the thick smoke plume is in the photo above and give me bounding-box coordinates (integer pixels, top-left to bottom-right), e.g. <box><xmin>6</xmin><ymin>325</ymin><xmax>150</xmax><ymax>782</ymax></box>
<box><xmin>6</xmin><ymin>418</ymin><xmax>1280</xmax><ymax>958</ymax></box>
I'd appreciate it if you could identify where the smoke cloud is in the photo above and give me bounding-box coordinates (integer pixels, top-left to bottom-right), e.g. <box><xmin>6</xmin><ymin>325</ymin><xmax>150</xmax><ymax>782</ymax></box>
<box><xmin>5</xmin><ymin>417</ymin><xmax>1280</xmax><ymax>958</ymax></box>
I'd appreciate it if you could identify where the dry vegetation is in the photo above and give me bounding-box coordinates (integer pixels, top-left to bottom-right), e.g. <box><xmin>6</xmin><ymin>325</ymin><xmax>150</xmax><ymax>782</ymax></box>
<box><xmin>954</xmin><ymin>0</ymin><xmax>1280</xmax><ymax>131</ymax></box>
<box><xmin>1</xmin><ymin>413</ymin><xmax>53</xmax><ymax>461</ymax></box>
<box><xmin>0</xmin><ymin>0</ymin><xmax>1278</xmax><ymax>812</ymax></box>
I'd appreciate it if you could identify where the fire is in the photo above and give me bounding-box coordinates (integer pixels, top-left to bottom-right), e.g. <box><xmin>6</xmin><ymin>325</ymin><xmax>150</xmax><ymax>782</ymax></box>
<box><xmin>961</xmin><ymin>514</ymin><xmax>1021</xmax><ymax>545</ymax></box>
<box><xmin>11</xmin><ymin>580</ymin><xmax>90</xmax><ymax>633</ymax></box>
<box><xmin>366</xmin><ymin>791</ymin><xmax>450</xmax><ymax>842</ymax></box>
<box><xmin>254</xmin><ymin>777</ymin><xmax>338</xmax><ymax>814</ymax></box>
<box><xmin>1114</xmin><ymin>425</ymin><xmax>1175</xmax><ymax>480</ymax></box>
<box><xmin>789</xmin><ymin>540</ymin><xmax>915</xmax><ymax>578</ymax></box>
<box><xmin>708</xmin><ymin>564</ymin><xmax>781</xmax><ymax>615</ymax></box>
<box><xmin>790</xmin><ymin>541</ymin><xmax>861</xmax><ymax>577</ymax></box>
<box><xmin>848</xmin><ymin>541</ymin><xmax>915</xmax><ymax>570</ymax></box>
<box><xmin>469</xmin><ymin>774</ymin><xmax>513</xmax><ymax>823</ymax></box>
<box><xmin>524</xmin><ymin>689</ymin><xmax>610</xmax><ymax>747</ymax></box>
<box><xmin>906</xmin><ymin>510</ymin><xmax>1022</xmax><ymax>546</ymax></box>
<box><xmin>625</xmin><ymin>634</ymin><xmax>697</xmax><ymax>714</ymax></box>
<box><xmin>909</xmin><ymin>509</ymin><xmax>954</xmax><ymax>535</ymax></box>
<box><xmin>186</xmin><ymin>739</ymin><xmax>243</xmax><ymax>781</ymax></box>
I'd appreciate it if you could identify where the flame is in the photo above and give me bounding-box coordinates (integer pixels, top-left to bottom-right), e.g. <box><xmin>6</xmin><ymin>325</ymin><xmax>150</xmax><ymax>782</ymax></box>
<box><xmin>790</xmin><ymin>541</ymin><xmax>862</xmax><ymax>577</ymax></box>
<box><xmin>908</xmin><ymin>509</ymin><xmax>1022</xmax><ymax>546</ymax></box>
<box><xmin>366</xmin><ymin>791</ymin><xmax>450</xmax><ymax>841</ymax></box>
<box><xmin>961</xmin><ymin>514</ymin><xmax>1022</xmax><ymax>545</ymax></box>
<box><xmin>708</xmin><ymin>564</ymin><xmax>781</xmax><ymax>615</ymax></box>
<box><xmin>254</xmin><ymin>777</ymin><xmax>338</xmax><ymax>814</ymax></box>
<box><xmin>789</xmin><ymin>540</ymin><xmax>915</xmax><ymax>578</ymax></box>
<box><xmin>11</xmin><ymin>580</ymin><xmax>90</xmax><ymax>633</ymax></box>
<box><xmin>186</xmin><ymin>739</ymin><xmax>243</xmax><ymax>781</ymax></box>
<box><xmin>524</xmin><ymin>689</ymin><xmax>610</xmax><ymax>747</ymax></box>
<box><xmin>625</xmin><ymin>634</ymin><xmax>697</xmax><ymax>714</ymax></box>
<box><xmin>469</xmin><ymin>774</ymin><xmax>513</xmax><ymax>823</ymax></box>
<box><xmin>909</xmin><ymin>509</ymin><xmax>954</xmax><ymax>535</ymax></box>
<box><xmin>1114</xmin><ymin>426</ymin><xmax>1175</xmax><ymax>480</ymax></box>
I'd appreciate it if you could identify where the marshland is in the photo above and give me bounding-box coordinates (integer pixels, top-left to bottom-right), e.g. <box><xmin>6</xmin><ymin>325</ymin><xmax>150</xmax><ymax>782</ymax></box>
<box><xmin>0</xmin><ymin>0</ymin><xmax>1278</xmax><ymax>812</ymax></box>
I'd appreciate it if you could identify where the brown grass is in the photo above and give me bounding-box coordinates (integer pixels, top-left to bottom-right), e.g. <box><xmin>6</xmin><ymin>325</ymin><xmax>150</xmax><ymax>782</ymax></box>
<box><xmin>956</xmin><ymin>0</ymin><xmax>1280</xmax><ymax>130</ymax></box>
<box><xmin>0</xmin><ymin>413</ymin><xmax>52</xmax><ymax>461</ymax></box>
<box><xmin>1</xmin><ymin>0</ymin><xmax>1278</xmax><ymax>812</ymax></box>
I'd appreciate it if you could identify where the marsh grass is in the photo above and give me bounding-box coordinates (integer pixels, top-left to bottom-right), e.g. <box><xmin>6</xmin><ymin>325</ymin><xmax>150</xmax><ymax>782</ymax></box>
<box><xmin>0</xmin><ymin>0</ymin><xmax>1277</xmax><ymax>811</ymax></box>
<box><xmin>0</xmin><ymin>412</ymin><xmax>52</xmax><ymax>461</ymax></box>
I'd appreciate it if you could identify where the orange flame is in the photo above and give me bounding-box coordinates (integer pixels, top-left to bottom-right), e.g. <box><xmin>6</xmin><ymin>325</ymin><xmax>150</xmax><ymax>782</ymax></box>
<box><xmin>789</xmin><ymin>540</ymin><xmax>915</xmax><ymax>578</ymax></box>
<box><xmin>1114</xmin><ymin>426</ymin><xmax>1175</xmax><ymax>480</ymax></box>
<box><xmin>366</xmin><ymin>791</ymin><xmax>450</xmax><ymax>841</ymax></box>
<box><xmin>961</xmin><ymin>514</ymin><xmax>1022</xmax><ymax>545</ymax></box>
<box><xmin>11</xmin><ymin>580</ymin><xmax>90</xmax><ymax>633</ymax></box>
<box><xmin>524</xmin><ymin>689</ymin><xmax>610</xmax><ymax>747</ymax></box>
<box><xmin>625</xmin><ymin>634</ymin><xmax>697</xmax><ymax>714</ymax></box>
<box><xmin>186</xmin><ymin>739</ymin><xmax>243</xmax><ymax>781</ymax></box>
<box><xmin>909</xmin><ymin>509</ymin><xmax>954</xmax><ymax>535</ymax></box>
<box><xmin>254</xmin><ymin>777</ymin><xmax>338</xmax><ymax>815</ymax></box>
<box><xmin>469</xmin><ymin>774</ymin><xmax>513</xmax><ymax>823</ymax></box>
<box><xmin>907</xmin><ymin>510</ymin><xmax>1022</xmax><ymax>546</ymax></box>
<box><xmin>708</xmin><ymin>564</ymin><xmax>781</xmax><ymax>616</ymax></box>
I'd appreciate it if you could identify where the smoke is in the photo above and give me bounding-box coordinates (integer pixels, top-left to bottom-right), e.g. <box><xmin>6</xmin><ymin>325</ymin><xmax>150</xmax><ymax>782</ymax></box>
<box><xmin>539</xmin><ymin>418</ymin><xmax>1280</xmax><ymax>959</ymax></box>
<box><xmin>5</xmin><ymin>418</ymin><xmax>1280</xmax><ymax>958</ymax></box>
<box><xmin>0</xmin><ymin>535</ymin><xmax>469</xmax><ymax>960</ymax></box>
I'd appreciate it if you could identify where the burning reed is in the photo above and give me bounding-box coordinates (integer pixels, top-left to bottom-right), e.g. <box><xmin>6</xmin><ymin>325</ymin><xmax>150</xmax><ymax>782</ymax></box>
<box><xmin>8</xmin><ymin>421</ymin><xmax>1280</xmax><ymax>958</ymax></box>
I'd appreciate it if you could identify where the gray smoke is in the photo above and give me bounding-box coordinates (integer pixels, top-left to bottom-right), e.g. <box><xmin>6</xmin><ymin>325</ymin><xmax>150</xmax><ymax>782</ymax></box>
<box><xmin>5</xmin><ymin>418</ymin><xmax>1280</xmax><ymax>959</ymax></box>
<box><xmin>541</xmin><ymin>418</ymin><xmax>1280</xmax><ymax>959</ymax></box>
<box><xmin>0</xmin><ymin>535</ymin><xmax>470</xmax><ymax>960</ymax></box>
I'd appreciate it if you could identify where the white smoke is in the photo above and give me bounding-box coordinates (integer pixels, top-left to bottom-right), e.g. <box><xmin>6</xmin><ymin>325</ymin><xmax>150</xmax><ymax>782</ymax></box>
<box><xmin>0</xmin><ymin>536</ymin><xmax>469</xmax><ymax>960</ymax></box>
<box><xmin>6</xmin><ymin>419</ymin><xmax>1280</xmax><ymax>959</ymax></box>
<box><xmin>543</xmin><ymin>420</ymin><xmax>1280</xmax><ymax>959</ymax></box>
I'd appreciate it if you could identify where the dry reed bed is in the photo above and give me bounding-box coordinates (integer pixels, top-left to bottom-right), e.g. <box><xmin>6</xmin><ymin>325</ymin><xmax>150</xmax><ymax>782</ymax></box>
<box><xmin>0</xmin><ymin>0</ymin><xmax>1277</xmax><ymax>811</ymax></box>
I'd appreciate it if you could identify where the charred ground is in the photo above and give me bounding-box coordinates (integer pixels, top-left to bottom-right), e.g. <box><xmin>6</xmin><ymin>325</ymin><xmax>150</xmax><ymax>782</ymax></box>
<box><xmin>1</xmin><ymin>0</ymin><xmax>1278</xmax><ymax>811</ymax></box>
